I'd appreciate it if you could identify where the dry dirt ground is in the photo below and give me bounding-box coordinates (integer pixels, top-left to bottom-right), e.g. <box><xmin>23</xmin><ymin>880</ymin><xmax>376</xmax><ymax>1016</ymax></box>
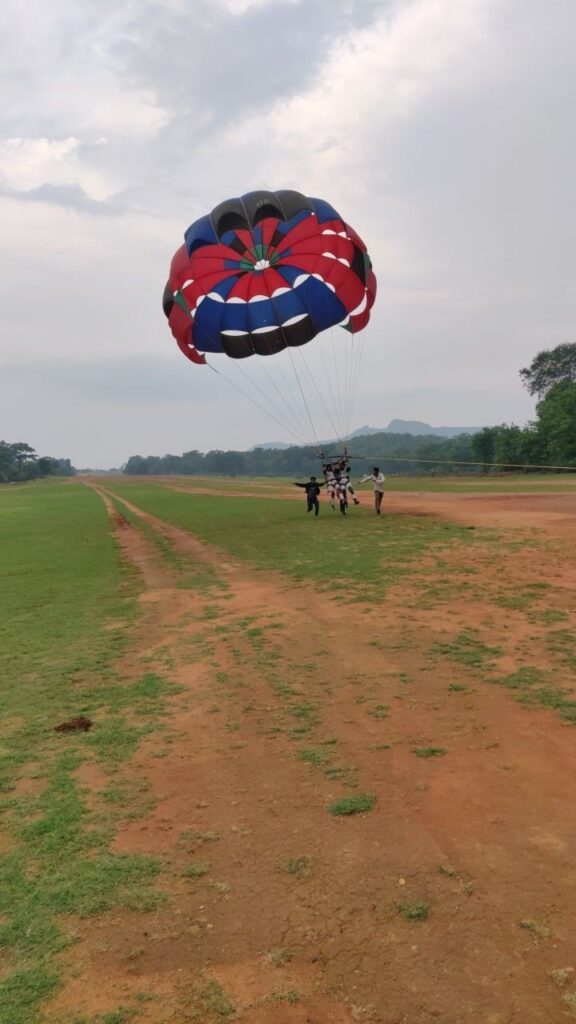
<box><xmin>45</xmin><ymin>487</ymin><xmax>576</xmax><ymax>1024</ymax></box>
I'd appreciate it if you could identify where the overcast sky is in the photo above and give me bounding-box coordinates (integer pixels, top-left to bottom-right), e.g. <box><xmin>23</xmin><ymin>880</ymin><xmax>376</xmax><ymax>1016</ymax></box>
<box><xmin>1</xmin><ymin>0</ymin><xmax>575</xmax><ymax>466</ymax></box>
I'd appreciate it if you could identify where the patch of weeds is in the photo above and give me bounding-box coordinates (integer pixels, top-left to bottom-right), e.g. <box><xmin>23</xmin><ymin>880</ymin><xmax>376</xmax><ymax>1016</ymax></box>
<box><xmin>279</xmin><ymin>856</ymin><xmax>312</xmax><ymax>878</ymax></box>
<box><xmin>448</xmin><ymin>683</ymin><xmax>469</xmax><ymax>693</ymax></box>
<box><xmin>366</xmin><ymin>704</ymin><xmax>388</xmax><ymax>720</ymax></box>
<box><xmin>200</xmin><ymin>605</ymin><xmax>221</xmax><ymax>621</ymax></box>
<box><xmin>210</xmin><ymin>881</ymin><xmax>230</xmax><ymax>896</ymax></box>
<box><xmin>518</xmin><ymin>687</ymin><xmax>576</xmax><ymax>722</ymax></box>
<box><xmin>264</xmin><ymin>948</ymin><xmax>293</xmax><ymax>968</ymax></box>
<box><xmin>288</xmin><ymin>702</ymin><xmax>319</xmax><ymax>723</ymax></box>
<box><xmin>562</xmin><ymin>992</ymin><xmax>576</xmax><ymax>1015</ymax></box>
<box><xmin>496</xmin><ymin>666</ymin><xmax>547</xmax><ymax>690</ymax></box>
<box><xmin>549</xmin><ymin>968</ymin><xmax>574</xmax><ymax>988</ymax></box>
<box><xmin>298</xmin><ymin>748</ymin><xmax>330</xmax><ymax>767</ymax></box>
<box><xmin>519</xmin><ymin>919</ymin><xmax>550</xmax><ymax>939</ymax></box>
<box><xmin>101</xmin><ymin>1010</ymin><xmax>134</xmax><ymax>1024</ymax></box>
<box><xmin>86</xmin><ymin>716</ymin><xmax>150</xmax><ymax>765</ymax></box>
<box><xmin>528</xmin><ymin>609</ymin><xmax>568</xmax><ymax>626</ymax></box>
<box><xmin>328</xmin><ymin>793</ymin><xmax>376</xmax><ymax>816</ymax></box>
<box><xmin>412</xmin><ymin>747</ymin><xmax>447</xmax><ymax>758</ymax></box>
<box><xmin>183</xmin><ymin>861</ymin><xmax>210</xmax><ymax>880</ymax></box>
<box><xmin>368</xmin><ymin>743</ymin><xmax>390</xmax><ymax>752</ymax></box>
<box><xmin>190</xmin><ymin>979</ymin><xmax>235</xmax><ymax>1020</ymax></box>
<box><xmin>398</xmin><ymin>900</ymin><xmax>430</xmax><ymax>921</ymax></box>
<box><xmin>273</xmin><ymin>990</ymin><xmax>300</xmax><ymax>1004</ymax></box>
<box><xmin>546</xmin><ymin>629</ymin><xmax>576</xmax><ymax>670</ymax></box>
<box><xmin>433</xmin><ymin>630</ymin><xmax>502</xmax><ymax>669</ymax></box>
<box><xmin>207</xmin><ymin>705</ymin><xmax>221</xmax><ymax>714</ymax></box>
<box><xmin>438</xmin><ymin>864</ymin><xmax>457</xmax><ymax>877</ymax></box>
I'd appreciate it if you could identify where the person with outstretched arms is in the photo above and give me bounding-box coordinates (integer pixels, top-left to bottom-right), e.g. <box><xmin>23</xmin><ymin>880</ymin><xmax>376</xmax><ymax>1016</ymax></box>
<box><xmin>359</xmin><ymin>466</ymin><xmax>386</xmax><ymax>514</ymax></box>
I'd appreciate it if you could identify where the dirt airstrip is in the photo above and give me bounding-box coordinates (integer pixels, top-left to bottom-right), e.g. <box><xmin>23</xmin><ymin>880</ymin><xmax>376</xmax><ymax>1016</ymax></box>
<box><xmin>45</xmin><ymin>486</ymin><xmax>576</xmax><ymax>1024</ymax></box>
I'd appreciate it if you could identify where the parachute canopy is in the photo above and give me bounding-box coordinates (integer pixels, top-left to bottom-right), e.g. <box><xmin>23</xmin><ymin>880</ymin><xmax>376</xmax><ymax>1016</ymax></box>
<box><xmin>163</xmin><ymin>189</ymin><xmax>376</xmax><ymax>366</ymax></box>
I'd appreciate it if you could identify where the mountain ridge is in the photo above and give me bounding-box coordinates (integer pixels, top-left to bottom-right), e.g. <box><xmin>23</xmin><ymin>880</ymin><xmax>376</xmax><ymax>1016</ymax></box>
<box><xmin>253</xmin><ymin>419</ymin><xmax>484</xmax><ymax>450</ymax></box>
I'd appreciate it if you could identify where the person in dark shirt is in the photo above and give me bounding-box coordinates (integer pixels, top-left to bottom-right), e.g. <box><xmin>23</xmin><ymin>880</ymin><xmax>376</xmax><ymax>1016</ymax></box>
<box><xmin>294</xmin><ymin>476</ymin><xmax>323</xmax><ymax>516</ymax></box>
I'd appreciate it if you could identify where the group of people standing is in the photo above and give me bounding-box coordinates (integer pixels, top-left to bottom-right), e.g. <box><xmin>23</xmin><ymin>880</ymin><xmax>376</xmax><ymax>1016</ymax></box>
<box><xmin>294</xmin><ymin>459</ymin><xmax>385</xmax><ymax>517</ymax></box>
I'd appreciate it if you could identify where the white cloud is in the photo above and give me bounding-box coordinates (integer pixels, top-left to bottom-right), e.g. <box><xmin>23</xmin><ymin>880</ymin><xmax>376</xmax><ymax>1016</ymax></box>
<box><xmin>0</xmin><ymin>136</ymin><xmax>114</xmax><ymax>199</ymax></box>
<box><xmin>218</xmin><ymin>0</ymin><xmax>300</xmax><ymax>13</ymax></box>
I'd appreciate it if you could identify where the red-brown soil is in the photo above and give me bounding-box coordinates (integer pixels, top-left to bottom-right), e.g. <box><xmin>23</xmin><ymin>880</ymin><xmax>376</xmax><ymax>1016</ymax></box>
<box><xmin>45</xmin><ymin>486</ymin><xmax>576</xmax><ymax>1024</ymax></box>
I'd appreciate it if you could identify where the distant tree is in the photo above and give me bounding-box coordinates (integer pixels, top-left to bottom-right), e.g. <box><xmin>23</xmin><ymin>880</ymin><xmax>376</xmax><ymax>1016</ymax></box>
<box><xmin>36</xmin><ymin>457</ymin><xmax>54</xmax><ymax>477</ymax></box>
<box><xmin>124</xmin><ymin>455</ymin><xmax>152</xmax><ymax>475</ymax></box>
<box><xmin>535</xmin><ymin>382</ymin><xmax>576</xmax><ymax>466</ymax></box>
<box><xmin>470</xmin><ymin>427</ymin><xmax>496</xmax><ymax>468</ymax></box>
<box><xmin>520</xmin><ymin>343</ymin><xmax>576</xmax><ymax>398</ymax></box>
<box><xmin>0</xmin><ymin>442</ymin><xmax>74</xmax><ymax>483</ymax></box>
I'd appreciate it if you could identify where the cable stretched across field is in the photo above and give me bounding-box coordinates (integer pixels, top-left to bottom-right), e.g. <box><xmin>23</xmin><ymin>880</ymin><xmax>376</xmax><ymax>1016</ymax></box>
<box><xmin>346</xmin><ymin>454</ymin><xmax>576</xmax><ymax>473</ymax></box>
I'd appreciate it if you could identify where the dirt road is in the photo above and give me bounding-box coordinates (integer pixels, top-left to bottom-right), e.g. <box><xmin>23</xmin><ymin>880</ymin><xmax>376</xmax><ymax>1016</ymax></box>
<box><xmin>47</xmin><ymin>488</ymin><xmax>576</xmax><ymax>1023</ymax></box>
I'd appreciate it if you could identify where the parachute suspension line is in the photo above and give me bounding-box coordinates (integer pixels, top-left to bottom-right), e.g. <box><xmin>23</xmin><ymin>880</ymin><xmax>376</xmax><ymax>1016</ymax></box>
<box><xmin>329</xmin><ymin>327</ymin><xmax>347</xmax><ymax>440</ymax></box>
<box><xmin>206</xmin><ymin>363</ymin><xmax>309</xmax><ymax>448</ymax></box>
<box><xmin>293</xmin><ymin>343</ymin><xmax>343</xmax><ymax>448</ymax></box>
<box><xmin>231</xmin><ymin>357</ymin><xmax>307</xmax><ymax>441</ymax></box>
<box><xmin>340</xmin><ymin>331</ymin><xmax>350</xmax><ymax>436</ymax></box>
<box><xmin>346</xmin><ymin>332</ymin><xmax>365</xmax><ymax>439</ymax></box>
<box><xmin>285</xmin><ymin>345</ymin><xmax>321</xmax><ymax>449</ymax></box>
<box><xmin>257</xmin><ymin>355</ymin><xmax>312</xmax><ymax>444</ymax></box>
<box><xmin>319</xmin><ymin>330</ymin><xmax>345</xmax><ymax>445</ymax></box>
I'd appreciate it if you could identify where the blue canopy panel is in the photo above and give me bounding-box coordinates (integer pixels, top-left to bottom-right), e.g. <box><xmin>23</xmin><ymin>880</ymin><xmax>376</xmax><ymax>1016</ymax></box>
<box><xmin>184</xmin><ymin>215</ymin><xmax>218</xmax><ymax>256</ymax></box>
<box><xmin>310</xmin><ymin>197</ymin><xmax>342</xmax><ymax>223</ymax></box>
<box><xmin>191</xmin><ymin>274</ymin><xmax>347</xmax><ymax>359</ymax></box>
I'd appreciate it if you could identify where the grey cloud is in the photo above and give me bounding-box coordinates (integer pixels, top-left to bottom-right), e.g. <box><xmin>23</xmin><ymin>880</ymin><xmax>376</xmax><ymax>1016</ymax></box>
<box><xmin>2</xmin><ymin>358</ymin><xmax>215</xmax><ymax>404</ymax></box>
<box><xmin>0</xmin><ymin>183</ymin><xmax>129</xmax><ymax>216</ymax></box>
<box><xmin>116</xmin><ymin>0</ymin><xmax>386</xmax><ymax>133</ymax></box>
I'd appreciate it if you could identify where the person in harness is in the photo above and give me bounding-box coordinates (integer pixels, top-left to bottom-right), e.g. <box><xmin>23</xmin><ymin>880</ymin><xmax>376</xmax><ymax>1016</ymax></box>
<box><xmin>321</xmin><ymin>463</ymin><xmax>338</xmax><ymax>510</ymax></box>
<box><xmin>335</xmin><ymin>458</ymin><xmax>360</xmax><ymax>511</ymax></box>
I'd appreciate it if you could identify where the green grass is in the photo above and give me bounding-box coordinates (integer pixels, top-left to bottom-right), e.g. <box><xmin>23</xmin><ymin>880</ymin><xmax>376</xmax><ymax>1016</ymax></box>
<box><xmin>183</xmin><ymin>861</ymin><xmax>210</xmax><ymax>880</ymax></box>
<box><xmin>0</xmin><ymin>484</ymin><xmax>166</xmax><ymax>1022</ymax></box>
<box><xmin>273</xmin><ymin>989</ymin><xmax>301</xmax><ymax>1004</ymax></box>
<box><xmin>116</xmin><ymin>473</ymin><xmax>576</xmax><ymax>494</ymax></box>
<box><xmin>432</xmin><ymin>630</ymin><xmax>502</xmax><ymax>669</ymax></box>
<box><xmin>298</xmin><ymin>747</ymin><xmax>331</xmax><ymax>767</ymax></box>
<box><xmin>187</xmin><ymin>979</ymin><xmax>236</xmax><ymax>1020</ymax></box>
<box><xmin>398</xmin><ymin>900</ymin><xmax>430</xmax><ymax>921</ymax></box>
<box><xmin>279</xmin><ymin>856</ymin><xmax>312</xmax><ymax>878</ymax></box>
<box><xmin>105</xmin><ymin>482</ymin><xmax>484</xmax><ymax>599</ymax></box>
<box><xmin>328</xmin><ymin>793</ymin><xmax>376</xmax><ymax>816</ymax></box>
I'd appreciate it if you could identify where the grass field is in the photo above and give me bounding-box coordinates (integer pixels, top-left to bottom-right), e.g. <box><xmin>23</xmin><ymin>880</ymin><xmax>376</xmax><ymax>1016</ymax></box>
<box><xmin>0</xmin><ymin>483</ymin><xmax>172</xmax><ymax>1024</ymax></box>
<box><xmin>137</xmin><ymin>472</ymin><xmax>576</xmax><ymax>493</ymax></box>
<box><xmin>1</xmin><ymin>477</ymin><xmax>576</xmax><ymax>1023</ymax></box>
<box><xmin>106</xmin><ymin>481</ymin><xmax>482</xmax><ymax>598</ymax></box>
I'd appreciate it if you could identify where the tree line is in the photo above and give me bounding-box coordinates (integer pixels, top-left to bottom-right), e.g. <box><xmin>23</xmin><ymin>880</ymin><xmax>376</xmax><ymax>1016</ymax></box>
<box><xmin>124</xmin><ymin>343</ymin><xmax>576</xmax><ymax>477</ymax></box>
<box><xmin>0</xmin><ymin>441</ymin><xmax>76</xmax><ymax>483</ymax></box>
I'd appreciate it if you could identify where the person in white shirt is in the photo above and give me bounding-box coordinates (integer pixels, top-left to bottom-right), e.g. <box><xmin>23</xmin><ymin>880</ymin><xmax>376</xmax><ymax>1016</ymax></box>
<box><xmin>322</xmin><ymin>463</ymin><xmax>337</xmax><ymax>510</ymax></box>
<box><xmin>359</xmin><ymin>466</ymin><xmax>385</xmax><ymax>515</ymax></box>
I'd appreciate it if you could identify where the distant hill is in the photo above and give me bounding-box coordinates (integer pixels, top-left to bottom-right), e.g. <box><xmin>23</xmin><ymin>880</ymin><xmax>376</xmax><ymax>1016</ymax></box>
<box><xmin>254</xmin><ymin>420</ymin><xmax>484</xmax><ymax>449</ymax></box>
<box><xmin>375</xmin><ymin>420</ymin><xmax>483</xmax><ymax>438</ymax></box>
